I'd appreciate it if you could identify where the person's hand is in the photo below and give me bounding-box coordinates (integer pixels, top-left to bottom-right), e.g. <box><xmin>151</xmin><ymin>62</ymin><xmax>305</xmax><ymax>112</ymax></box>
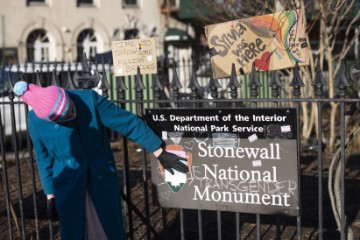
<box><xmin>47</xmin><ymin>198</ymin><xmax>58</xmax><ymax>221</ymax></box>
<box><xmin>157</xmin><ymin>150</ymin><xmax>188</xmax><ymax>175</ymax></box>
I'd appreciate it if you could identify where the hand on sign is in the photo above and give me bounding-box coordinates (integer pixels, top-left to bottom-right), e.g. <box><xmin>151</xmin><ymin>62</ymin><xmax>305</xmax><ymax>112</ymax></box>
<box><xmin>157</xmin><ymin>150</ymin><xmax>188</xmax><ymax>175</ymax></box>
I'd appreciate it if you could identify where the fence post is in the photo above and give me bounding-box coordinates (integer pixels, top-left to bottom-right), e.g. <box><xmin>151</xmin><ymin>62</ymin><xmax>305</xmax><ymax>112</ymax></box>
<box><xmin>227</xmin><ymin>63</ymin><xmax>241</xmax><ymax>240</ymax></box>
<box><xmin>0</xmin><ymin>76</ymin><xmax>14</xmax><ymax>240</ymax></box>
<box><xmin>334</xmin><ymin>62</ymin><xmax>350</xmax><ymax>240</ymax></box>
<box><xmin>313</xmin><ymin>61</ymin><xmax>327</xmax><ymax>239</ymax></box>
<box><xmin>290</xmin><ymin>62</ymin><xmax>304</xmax><ymax>240</ymax></box>
<box><xmin>248</xmin><ymin>63</ymin><xmax>262</xmax><ymax>240</ymax></box>
<box><xmin>268</xmin><ymin>70</ymin><xmax>283</xmax><ymax>239</ymax></box>
<box><xmin>207</xmin><ymin>74</ymin><xmax>223</xmax><ymax>239</ymax></box>
<box><xmin>8</xmin><ymin>75</ymin><xmax>27</xmax><ymax>239</ymax></box>
<box><xmin>135</xmin><ymin>67</ymin><xmax>153</xmax><ymax>240</ymax></box>
<box><xmin>115</xmin><ymin>75</ymin><xmax>135</xmax><ymax>240</ymax></box>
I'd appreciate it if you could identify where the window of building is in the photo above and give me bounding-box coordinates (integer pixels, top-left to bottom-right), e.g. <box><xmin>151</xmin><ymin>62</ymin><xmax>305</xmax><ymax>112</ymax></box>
<box><xmin>123</xmin><ymin>0</ymin><xmax>138</xmax><ymax>8</ymax></box>
<box><xmin>0</xmin><ymin>48</ymin><xmax>18</xmax><ymax>65</ymax></box>
<box><xmin>26</xmin><ymin>0</ymin><xmax>48</xmax><ymax>6</ymax></box>
<box><xmin>124</xmin><ymin>29</ymin><xmax>139</xmax><ymax>40</ymax></box>
<box><xmin>26</xmin><ymin>29</ymin><xmax>50</xmax><ymax>62</ymax></box>
<box><xmin>161</xmin><ymin>0</ymin><xmax>178</xmax><ymax>8</ymax></box>
<box><xmin>77</xmin><ymin>0</ymin><xmax>95</xmax><ymax>7</ymax></box>
<box><xmin>77</xmin><ymin>29</ymin><xmax>98</xmax><ymax>62</ymax></box>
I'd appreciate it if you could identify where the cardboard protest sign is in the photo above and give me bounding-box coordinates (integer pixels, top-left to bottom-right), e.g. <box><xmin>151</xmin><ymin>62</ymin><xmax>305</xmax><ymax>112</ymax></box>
<box><xmin>111</xmin><ymin>38</ymin><xmax>157</xmax><ymax>76</ymax></box>
<box><xmin>205</xmin><ymin>9</ymin><xmax>309</xmax><ymax>79</ymax></box>
<box><xmin>146</xmin><ymin>108</ymin><xmax>299</xmax><ymax>216</ymax></box>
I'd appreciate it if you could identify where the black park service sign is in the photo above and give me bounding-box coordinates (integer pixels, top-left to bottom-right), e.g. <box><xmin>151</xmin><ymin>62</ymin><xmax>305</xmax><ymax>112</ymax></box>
<box><xmin>146</xmin><ymin>108</ymin><xmax>299</xmax><ymax>216</ymax></box>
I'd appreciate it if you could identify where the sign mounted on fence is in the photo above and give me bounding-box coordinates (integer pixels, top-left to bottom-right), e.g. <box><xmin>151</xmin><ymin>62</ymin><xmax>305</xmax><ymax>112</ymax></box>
<box><xmin>205</xmin><ymin>9</ymin><xmax>309</xmax><ymax>79</ymax></box>
<box><xmin>111</xmin><ymin>38</ymin><xmax>157</xmax><ymax>76</ymax></box>
<box><xmin>146</xmin><ymin>108</ymin><xmax>299</xmax><ymax>216</ymax></box>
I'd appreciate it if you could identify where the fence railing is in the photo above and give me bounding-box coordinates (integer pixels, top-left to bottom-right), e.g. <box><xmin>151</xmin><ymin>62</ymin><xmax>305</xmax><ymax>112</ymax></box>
<box><xmin>1</xmin><ymin>58</ymin><xmax>360</xmax><ymax>240</ymax></box>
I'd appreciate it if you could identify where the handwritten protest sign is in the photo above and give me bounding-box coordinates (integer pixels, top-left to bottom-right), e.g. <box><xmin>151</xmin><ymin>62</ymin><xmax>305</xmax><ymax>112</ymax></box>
<box><xmin>205</xmin><ymin>9</ymin><xmax>309</xmax><ymax>79</ymax></box>
<box><xmin>146</xmin><ymin>108</ymin><xmax>299</xmax><ymax>216</ymax></box>
<box><xmin>111</xmin><ymin>38</ymin><xmax>157</xmax><ymax>76</ymax></box>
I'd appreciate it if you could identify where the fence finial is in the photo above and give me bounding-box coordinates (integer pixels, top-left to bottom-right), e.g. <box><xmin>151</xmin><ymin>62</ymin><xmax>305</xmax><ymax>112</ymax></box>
<box><xmin>135</xmin><ymin>67</ymin><xmax>145</xmax><ymax>91</ymax></box>
<box><xmin>335</xmin><ymin>61</ymin><xmax>350</xmax><ymax>98</ymax></box>
<box><xmin>187</xmin><ymin>66</ymin><xmax>200</xmax><ymax>93</ymax></box>
<box><xmin>269</xmin><ymin>70</ymin><xmax>282</xmax><ymax>98</ymax></box>
<box><xmin>227</xmin><ymin>63</ymin><xmax>241</xmax><ymax>99</ymax></box>
<box><xmin>170</xmin><ymin>65</ymin><xmax>182</xmax><ymax>90</ymax></box>
<box><xmin>116</xmin><ymin>76</ymin><xmax>127</xmax><ymax>101</ymax></box>
<box><xmin>99</xmin><ymin>65</ymin><xmax>111</xmax><ymax>98</ymax></box>
<box><xmin>248</xmin><ymin>63</ymin><xmax>262</xmax><ymax>98</ymax></box>
<box><xmin>187</xmin><ymin>65</ymin><xmax>201</xmax><ymax>105</ymax></box>
<box><xmin>67</xmin><ymin>69</ymin><xmax>76</xmax><ymax>90</ymax></box>
<box><xmin>116</xmin><ymin>76</ymin><xmax>127</xmax><ymax>91</ymax></box>
<box><xmin>152</xmin><ymin>74</ymin><xmax>163</xmax><ymax>102</ymax></box>
<box><xmin>312</xmin><ymin>60</ymin><xmax>327</xmax><ymax>97</ymax></box>
<box><xmin>289</xmin><ymin>62</ymin><xmax>304</xmax><ymax>97</ymax></box>
<box><xmin>153</xmin><ymin>74</ymin><xmax>163</xmax><ymax>91</ymax></box>
<box><xmin>207</xmin><ymin>76</ymin><xmax>221</xmax><ymax>99</ymax></box>
<box><xmin>73</xmin><ymin>52</ymin><xmax>100</xmax><ymax>89</ymax></box>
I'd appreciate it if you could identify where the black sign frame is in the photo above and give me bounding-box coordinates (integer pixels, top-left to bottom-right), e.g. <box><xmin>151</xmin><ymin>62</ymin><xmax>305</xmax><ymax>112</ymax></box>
<box><xmin>146</xmin><ymin>108</ymin><xmax>299</xmax><ymax>216</ymax></box>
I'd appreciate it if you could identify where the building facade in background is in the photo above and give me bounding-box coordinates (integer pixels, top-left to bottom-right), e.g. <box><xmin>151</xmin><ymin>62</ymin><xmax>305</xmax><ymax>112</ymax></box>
<box><xmin>0</xmin><ymin>0</ymin><xmax>193</xmax><ymax>64</ymax></box>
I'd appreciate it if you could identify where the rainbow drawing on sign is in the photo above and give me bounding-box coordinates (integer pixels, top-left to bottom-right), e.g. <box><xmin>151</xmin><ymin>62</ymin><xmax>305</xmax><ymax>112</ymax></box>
<box><xmin>205</xmin><ymin>9</ymin><xmax>309</xmax><ymax>79</ymax></box>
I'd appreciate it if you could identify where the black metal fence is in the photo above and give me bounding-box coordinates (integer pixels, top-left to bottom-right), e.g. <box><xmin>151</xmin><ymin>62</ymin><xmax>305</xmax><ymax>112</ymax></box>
<box><xmin>1</xmin><ymin>58</ymin><xmax>360</xmax><ymax>240</ymax></box>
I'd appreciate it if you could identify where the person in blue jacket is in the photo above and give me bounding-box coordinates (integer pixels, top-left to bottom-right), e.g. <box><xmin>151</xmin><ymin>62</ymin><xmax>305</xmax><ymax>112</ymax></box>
<box><xmin>13</xmin><ymin>81</ymin><xmax>188</xmax><ymax>239</ymax></box>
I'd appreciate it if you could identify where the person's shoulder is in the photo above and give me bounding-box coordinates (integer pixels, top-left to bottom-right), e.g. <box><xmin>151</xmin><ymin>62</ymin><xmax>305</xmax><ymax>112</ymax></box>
<box><xmin>66</xmin><ymin>88</ymin><xmax>92</xmax><ymax>95</ymax></box>
<box><xmin>66</xmin><ymin>89</ymin><xmax>98</xmax><ymax>98</ymax></box>
<box><xmin>27</xmin><ymin>110</ymin><xmax>44</xmax><ymax>128</ymax></box>
<box><xmin>28</xmin><ymin>109</ymin><xmax>36</xmax><ymax>120</ymax></box>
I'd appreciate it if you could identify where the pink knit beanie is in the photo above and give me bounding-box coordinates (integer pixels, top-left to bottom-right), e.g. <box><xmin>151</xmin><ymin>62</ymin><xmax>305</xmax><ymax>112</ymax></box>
<box><xmin>13</xmin><ymin>81</ymin><xmax>70</xmax><ymax>122</ymax></box>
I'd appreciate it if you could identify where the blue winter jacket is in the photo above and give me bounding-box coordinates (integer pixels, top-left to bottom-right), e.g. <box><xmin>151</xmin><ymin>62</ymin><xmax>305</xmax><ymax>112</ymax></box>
<box><xmin>28</xmin><ymin>89</ymin><xmax>162</xmax><ymax>239</ymax></box>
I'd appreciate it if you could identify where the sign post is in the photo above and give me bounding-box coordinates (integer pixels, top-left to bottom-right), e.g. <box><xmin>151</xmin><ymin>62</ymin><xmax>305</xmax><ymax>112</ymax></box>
<box><xmin>146</xmin><ymin>108</ymin><xmax>299</xmax><ymax>216</ymax></box>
